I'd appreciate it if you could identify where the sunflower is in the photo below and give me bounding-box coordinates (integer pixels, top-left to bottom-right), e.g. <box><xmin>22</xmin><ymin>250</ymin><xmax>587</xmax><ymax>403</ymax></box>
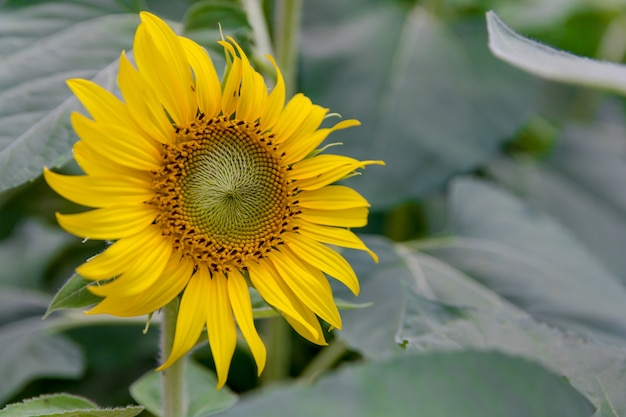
<box><xmin>44</xmin><ymin>11</ymin><xmax>382</xmax><ymax>388</ymax></box>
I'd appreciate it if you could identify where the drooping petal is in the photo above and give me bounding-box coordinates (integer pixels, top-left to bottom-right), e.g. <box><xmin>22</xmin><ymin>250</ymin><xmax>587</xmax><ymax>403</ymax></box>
<box><xmin>293</xmin><ymin>220</ymin><xmax>378</xmax><ymax>262</ymax></box>
<box><xmin>135</xmin><ymin>12</ymin><xmax>196</xmax><ymax>126</ymax></box>
<box><xmin>207</xmin><ymin>271</ymin><xmax>237</xmax><ymax>389</ymax></box>
<box><xmin>77</xmin><ymin>225</ymin><xmax>164</xmax><ymax>280</ymax></box>
<box><xmin>227</xmin><ymin>270</ymin><xmax>266</xmax><ymax>375</ymax></box>
<box><xmin>290</xmin><ymin>158</ymin><xmax>384</xmax><ymax>191</ymax></box>
<box><xmin>248</xmin><ymin>260</ymin><xmax>324</xmax><ymax>344</ymax></box>
<box><xmin>158</xmin><ymin>267</ymin><xmax>210</xmax><ymax>370</ymax></box>
<box><xmin>88</xmin><ymin>254</ymin><xmax>194</xmax><ymax>317</ymax></box>
<box><xmin>288</xmin><ymin>154</ymin><xmax>363</xmax><ymax>180</ymax></box>
<box><xmin>56</xmin><ymin>204</ymin><xmax>155</xmax><ymax>240</ymax></box>
<box><xmin>270</xmin><ymin>247</ymin><xmax>341</xmax><ymax>329</ymax></box>
<box><xmin>283</xmin><ymin>232</ymin><xmax>360</xmax><ymax>295</ymax></box>
<box><xmin>179</xmin><ymin>36</ymin><xmax>222</xmax><ymax>119</ymax></box>
<box><xmin>88</xmin><ymin>233</ymin><xmax>172</xmax><ymax>297</ymax></box>
<box><xmin>44</xmin><ymin>169</ymin><xmax>152</xmax><ymax>208</ymax></box>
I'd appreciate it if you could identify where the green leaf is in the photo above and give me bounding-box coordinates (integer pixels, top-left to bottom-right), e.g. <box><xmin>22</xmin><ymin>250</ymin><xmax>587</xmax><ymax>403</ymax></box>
<box><xmin>0</xmin><ymin>323</ymin><xmax>84</xmax><ymax>403</ymax></box>
<box><xmin>46</xmin><ymin>273</ymin><xmax>103</xmax><ymax>318</ymax></box>
<box><xmin>0</xmin><ymin>287</ymin><xmax>49</xmax><ymax>326</ymax></box>
<box><xmin>301</xmin><ymin>3</ymin><xmax>537</xmax><ymax>208</ymax></box>
<box><xmin>216</xmin><ymin>351</ymin><xmax>593</xmax><ymax>417</ymax></box>
<box><xmin>130</xmin><ymin>358</ymin><xmax>237</xmax><ymax>417</ymax></box>
<box><xmin>182</xmin><ymin>0</ymin><xmax>252</xmax><ymax>55</ymax></box>
<box><xmin>0</xmin><ymin>1</ymin><xmax>140</xmax><ymax>192</ymax></box>
<box><xmin>487</xmin><ymin>10</ymin><xmax>626</xmax><ymax>94</ymax></box>
<box><xmin>336</xmin><ymin>236</ymin><xmax>626</xmax><ymax>416</ymax></box>
<box><xmin>0</xmin><ymin>220</ymin><xmax>74</xmax><ymax>289</ymax></box>
<box><xmin>428</xmin><ymin>177</ymin><xmax>626</xmax><ymax>340</ymax></box>
<box><xmin>0</xmin><ymin>393</ymin><xmax>143</xmax><ymax>417</ymax></box>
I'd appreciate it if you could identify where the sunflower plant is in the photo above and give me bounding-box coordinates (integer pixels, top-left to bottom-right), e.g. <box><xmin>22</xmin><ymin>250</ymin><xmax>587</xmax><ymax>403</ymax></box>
<box><xmin>3</xmin><ymin>1</ymin><xmax>626</xmax><ymax>417</ymax></box>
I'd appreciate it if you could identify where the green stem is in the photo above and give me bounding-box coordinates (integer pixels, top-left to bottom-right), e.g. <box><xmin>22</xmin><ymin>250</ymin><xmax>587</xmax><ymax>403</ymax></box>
<box><xmin>299</xmin><ymin>338</ymin><xmax>348</xmax><ymax>384</ymax></box>
<box><xmin>261</xmin><ymin>317</ymin><xmax>292</xmax><ymax>384</ymax></box>
<box><xmin>273</xmin><ymin>0</ymin><xmax>302</xmax><ymax>96</ymax></box>
<box><xmin>161</xmin><ymin>298</ymin><xmax>187</xmax><ymax>417</ymax></box>
<box><xmin>242</xmin><ymin>0</ymin><xmax>274</xmax><ymax>57</ymax></box>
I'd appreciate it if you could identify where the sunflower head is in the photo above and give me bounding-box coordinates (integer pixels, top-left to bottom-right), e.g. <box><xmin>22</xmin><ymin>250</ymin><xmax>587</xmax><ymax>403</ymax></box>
<box><xmin>44</xmin><ymin>11</ymin><xmax>383</xmax><ymax>388</ymax></box>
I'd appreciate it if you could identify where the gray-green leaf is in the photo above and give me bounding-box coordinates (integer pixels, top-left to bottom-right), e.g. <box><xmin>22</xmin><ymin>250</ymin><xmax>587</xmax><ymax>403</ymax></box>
<box><xmin>487</xmin><ymin>10</ymin><xmax>626</xmax><ymax>94</ymax></box>
<box><xmin>216</xmin><ymin>351</ymin><xmax>593</xmax><ymax>417</ymax></box>
<box><xmin>130</xmin><ymin>358</ymin><xmax>237</xmax><ymax>417</ymax></box>
<box><xmin>0</xmin><ymin>393</ymin><xmax>142</xmax><ymax>417</ymax></box>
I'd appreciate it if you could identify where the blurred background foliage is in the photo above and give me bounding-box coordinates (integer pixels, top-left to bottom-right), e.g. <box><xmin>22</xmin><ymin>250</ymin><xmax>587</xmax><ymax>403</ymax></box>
<box><xmin>3</xmin><ymin>0</ymin><xmax>626</xmax><ymax>415</ymax></box>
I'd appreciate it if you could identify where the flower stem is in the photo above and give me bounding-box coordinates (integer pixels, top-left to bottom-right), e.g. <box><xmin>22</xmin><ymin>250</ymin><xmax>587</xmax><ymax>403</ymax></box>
<box><xmin>242</xmin><ymin>0</ymin><xmax>273</xmax><ymax>57</ymax></box>
<box><xmin>274</xmin><ymin>0</ymin><xmax>302</xmax><ymax>97</ymax></box>
<box><xmin>261</xmin><ymin>317</ymin><xmax>292</xmax><ymax>384</ymax></box>
<box><xmin>299</xmin><ymin>338</ymin><xmax>348</xmax><ymax>384</ymax></box>
<box><xmin>161</xmin><ymin>298</ymin><xmax>187</xmax><ymax>417</ymax></box>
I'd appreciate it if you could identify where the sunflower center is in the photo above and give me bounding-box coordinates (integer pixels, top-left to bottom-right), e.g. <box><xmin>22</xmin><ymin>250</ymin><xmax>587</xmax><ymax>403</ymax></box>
<box><xmin>150</xmin><ymin>116</ymin><xmax>297</xmax><ymax>272</ymax></box>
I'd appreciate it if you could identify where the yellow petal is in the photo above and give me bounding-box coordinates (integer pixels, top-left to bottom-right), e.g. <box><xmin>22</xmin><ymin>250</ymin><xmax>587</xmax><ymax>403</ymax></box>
<box><xmin>288</xmin><ymin>154</ymin><xmax>362</xmax><ymax>180</ymax></box>
<box><xmin>272</xmin><ymin>94</ymin><xmax>321</xmax><ymax>144</ymax></box>
<box><xmin>71</xmin><ymin>113</ymin><xmax>162</xmax><ymax>171</ymax></box>
<box><xmin>56</xmin><ymin>204</ymin><xmax>155</xmax><ymax>240</ymax></box>
<box><xmin>282</xmin><ymin>309</ymin><xmax>326</xmax><ymax>346</ymax></box>
<box><xmin>88</xmin><ymin>255</ymin><xmax>194</xmax><ymax>317</ymax></box>
<box><xmin>226</xmin><ymin>38</ymin><xmax>267</xmax><ymax>122</ymax></box>
<box><xmin>76</xmin><ymin>225</ymin><xmax>163</xmax><ymax>280</ymax></box>
<box><xmin>158</xmin><ymin>267</ymin><xmax>210</xmax><ymax>370</ymax></box>
<box><xmin>283</xmin><ymin>232</ymin><xmax>360</xmax><ymax>295</ymax></box>
<box><xmin>248</xmin><ymin>259</ymin><xmax>322</xmax><ymax>343</ymax></box>
<box><xmin>220</xmin><ymin>49</ymin><xmax>242</xmax><ymax>117</ymax></box>
<box><xmin>117</xmin><ymin>52</ymin><xmax>173</xmax><ymax>143</ymax></box>
<box><xmin>227</xmin><ymin>270</ymin><xmax>266</xmax><ymax>375</ymax></box>
<box><xmin>67</xmin><ymin>78</ymin><xmax>140</xmax><ymax>129</ymax></box>
<box><xmin>44</xmin><ymin>169</ymin><xmax>152</xmax><ymax>208</ymax></box>
<box><xmin>297</xmin><ymin>207</ymin><xmax>369</xmax><ymax>228</ymax></box>
<box><xmin>207</xmin><ymin>271</ymin><xmax>237</xmax><ymax>389</ymax></box>
<box><xmin>179</xmin><ymin>36</ymin><xmax>222</xmax><ymax>119</ymax></box>
<box><xmin>282</xmin><ymin>119</ymin><xmax>360</xmax><ymax>165</ymax></box>
<box><xmin>270</xmin><ymin>248</ymin><xmax>341</xmax><ymax>329</ymax></box>
<box><xmin>259</xmin><ymin>55</ymin><xmax>285</xmax><ymax>130</ymax></box>
<box><xmin>292</xmin><ymin>159</ymin><xmax>384</xmax><ymax>191</ymax></box>
<box><xmin>73</xmin><ymin>140</ymin><xmax>153</xmax><ymax>180</ymax></box>
<box><xmin>297</xmin><ymin>185</ymin><xmax>370</xmax><ymax>210</ymax></box>
<box><xmin>135</xmin><ymin>12</ymin><xmax>196</xmax><ymax>126</ymax></box>
<box><xmin>88</xmin><ymin>233</ymin><xmax>172</xmax><ymax>297</ymax></box>
<box><xmin>292</xmin><ymin>220</ymin><xmax>377</xmax><ymax>262</ymax></box>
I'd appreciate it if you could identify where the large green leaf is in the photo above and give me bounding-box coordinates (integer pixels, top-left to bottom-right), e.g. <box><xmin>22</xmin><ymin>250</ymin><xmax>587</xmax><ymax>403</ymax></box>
<box><xmin>487</xmin><ymin>11</ymin><xmax>626</xmax><ymax>94</ymax></box>
<box><xmin>0</xmin><ymin>220</ymin><xmax>74</xmax><ymax>289</ymax></box>
<box><xmin>425</xmin><ymin>177</ymin><xmax>626</xmax><ymax>340</ymax></box>
<box><xmin>217</xmin><ymin>351</ymin><xmax>592</xmax><ymax>417</ymax></box>
<box><xmin>488</xmin><ymin>98</ymin><xmax>626</xmax><ymax>281</ymax></box>
<box><xmin>130</xmin><ymin>359</ymin><xmax>237</xmax><ymax>417</ymax></box>
<box><xmin>336</xmin><ymin>236</ymin><xmax>626</xmax><ymax>416</ymax></box>
<box><xmin>0</xmin><ymin>393</ymin><xmax>143</xmax><ymax>417</ymax></box>
<box><xmin>0</xmin><ymin>1</ymin><xmax>141</xmax><ymax>192</ymax></box>
<box><xmin>301</xmin><ymin>3</ymin><xmax>537</xmax><ymax>208</ymax></box>
<box><xmin>0</xmin><ymin>318</ymin><xmax>84</xmax><ymax>403</ymax></box>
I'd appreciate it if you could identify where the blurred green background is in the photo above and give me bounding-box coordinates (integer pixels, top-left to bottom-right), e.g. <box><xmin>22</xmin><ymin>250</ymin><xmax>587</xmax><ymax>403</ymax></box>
<box><xmin>3</xmin><ymin>0</ymin><xmax>626</xmax><ymax>415</ymax></box>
